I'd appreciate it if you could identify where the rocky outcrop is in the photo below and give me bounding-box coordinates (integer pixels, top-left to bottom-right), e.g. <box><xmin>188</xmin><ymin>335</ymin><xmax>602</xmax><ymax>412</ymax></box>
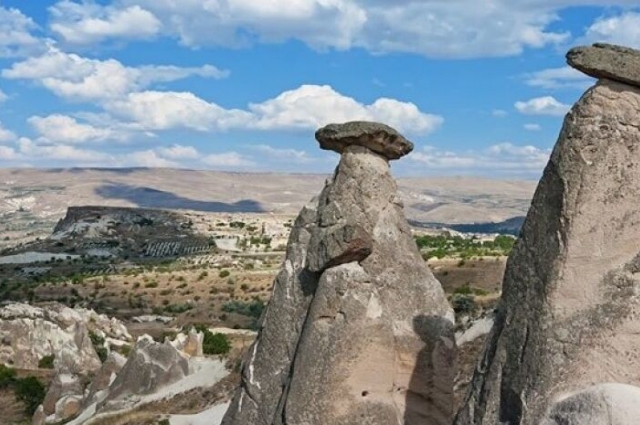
<box><xmin>455</xmin><ymin>47</ymin><xmax>640</xmax><ymax>424</ymax></box>
<box><xmin>169</xmin><ymin>328</ymin><xmax>204</xmax><ymax>357</ymax></box>
<box><xmin>567</xmin><ymin>43</ymin><xmax>640</xmax><ymax>89</ymax></box>
<box><xmin>0</xmin><ymin>303</ymin><xmax>130</xmax><ymax>373</ymax></box>
<box><xmin>222</xmin><ymin>122</ymin><xmax>454</xmax><ymax>425</ymax></box>
<box><xmin>101</xmin><ymin>336</ymin><xmax>190</xmax><ymax>406</ymax></box>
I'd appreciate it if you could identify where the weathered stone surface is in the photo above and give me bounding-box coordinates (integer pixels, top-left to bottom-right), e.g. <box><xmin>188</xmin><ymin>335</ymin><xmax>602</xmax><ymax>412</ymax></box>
<box><xmin>55</xmin><ymin>395</ymin><xmax>82</xmax><ymax>420</ymax></box>
<box><xmin>0</xmin><ymin>303</ymin><xmax>130</xmax><ymax>374</ymax></box>
<box><xmin>316</xmin><ymin>121</ymin><xmax>414</xmax><ymax>160</ymax></box>
<box><xmin>567</xmin><ymin>43</ymin><xmax>640</xmax><ymax>88</ymax></box>
<box><xmin>42</xmin><ymin>373</ymin><xmax>83</xmax><ymax>416</ymax></box>
<box><xmin>169</xmin><ymin>328</ymin><xmax>204</xmax><ymax>357</ymax></box>
<box><xmin>455</xmin><ymin>79</ymin><xmax>640</xmax><ymax>424</ymax></box>
<box><xmin>540</xmin><ymin>384</ymin><xmax>640</xmax><ymax>425</ymax></box>
<box><xmin>102</xmin><ymin>336</ymin><xmax>189</xmax><ymax>404</ymax></box>
<box><xmin>307</xmin><ymin>223</ymin><xmax>373</xmax><ymax>272</ymax></box>
<box><xmin>223</xmin><ymin>123</ymin><xmax>454</xmax><ymax>425</ymax></box>
<box><xmin>32</xmin><ymin>405</ymin><xmax>45</xmax><ymax>425</ymax></box>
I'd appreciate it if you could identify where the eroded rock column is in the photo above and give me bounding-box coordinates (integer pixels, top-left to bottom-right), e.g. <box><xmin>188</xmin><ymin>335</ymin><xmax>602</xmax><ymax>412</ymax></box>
<box><xmin>455</xmin><ymin>43</ymin><xmax>640</xmax><ymax>425</ymax></box>
<box><xmin>222</xmin><ymin>121</ymin><xmax>455</xmax><ymax>425</ymax></box>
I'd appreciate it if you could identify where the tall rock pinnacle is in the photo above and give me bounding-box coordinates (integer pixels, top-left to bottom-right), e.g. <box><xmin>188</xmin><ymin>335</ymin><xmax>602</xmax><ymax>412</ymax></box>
<box><xmin>221</xmin><ymin>121</ymin><xmax>455</xmax><ymax>425</ymax></box>
<box><xmin>455</xmin><ymin>43</ymin><xmax>640</xmax><ymax>424</ymax></box>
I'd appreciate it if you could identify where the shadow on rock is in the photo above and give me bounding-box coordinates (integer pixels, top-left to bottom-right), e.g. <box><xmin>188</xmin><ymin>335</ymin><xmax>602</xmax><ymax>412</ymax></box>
<box><xmin>405</xmin><ymin>314</ymin><xmax>456</xmax><ymax>425</ymax></box>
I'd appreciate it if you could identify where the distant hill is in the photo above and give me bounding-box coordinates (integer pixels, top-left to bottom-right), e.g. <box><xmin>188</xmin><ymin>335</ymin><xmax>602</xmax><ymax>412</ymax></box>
<box><xmin>0</xmin><ymin>167</ymin><xmax>536</xmax><ymax>229</ymax></box>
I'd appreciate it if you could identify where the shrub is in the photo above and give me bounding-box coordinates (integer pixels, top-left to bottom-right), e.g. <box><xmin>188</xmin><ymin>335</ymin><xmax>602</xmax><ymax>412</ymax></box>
<box><xmin>191</xmin><ymin>324</ymin><xmax>231</xmax><ymax>356</ymax></box>
<box><xmin>218</xmin><ymin>270</ymin><xmax>230</xmax><ymax>278</ymax></box>
<box><xmin>38</xmin><ymin>354</ymin><xmax>55</xmax><ymax>369</ymax></box>
<box><xmin>145</xmin><ymin>281</ymin><xmax>159</xmax><ymax>288</ymax></box>
<box><xmin>203</xmin><ymin>332</ymin><xmax>231</xmax><ymax>355</ymax></box>
<box><xmin>0</xmin><ymin>364</ymin><xmax>16</xmax><ymax>388</ymax></box>
<box><xmin>451</xmin><ymin>294</ymin><xmax>478</xmax><ymax>315</ymax></box>
<box><xmin>14</xmin><ymin>376</ymin><xmax>46</xmax><ymax>416</ymax></box>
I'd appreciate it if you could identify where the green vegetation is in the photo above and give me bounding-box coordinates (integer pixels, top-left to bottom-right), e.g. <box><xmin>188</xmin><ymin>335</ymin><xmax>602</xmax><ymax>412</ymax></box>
<box><xmin>415</xmin><ymin>234</ymin><xmax>516</xmax><ymax>259</ymax></box>
<box><xmin>453</xmin><ymin>284</ymin><xmax>488</xmax><ymax>297</ymax></box>
<box><xmin>218</xmin><ymin>269</ymin><xmax>231</xmax><ymax>278</ymax></box>
<box><xmin>451</xmin><ymin>294</ymin><xmax>478</xmax><ymax>315</ymax></box>
<box><xmin>0</xmin><ymin>364</ymin><xmax>16</xmax><ymax>388</ymax></box>
<box><xmin>222</xmin><ymin>298</ymin><xmax>265</xmax><ymax>324</ymax></box>
<box><xmin>89</xmin><ymin>331</ymin><xmax>108</xmax><ymax>363</ymax></box>
<box><xmin>14</xmin><ymin>376</ymin><xmax>46</xmax><ymax>415</ymax></box>
<box><xmin>193</xmin><ymin>324</ymin><xmax>231</xmax><ymax>355</ymax></box>
<box><xmin>38</xmin><ymin>354</ymin><xmax>55</xmax><ymax>369</ymax></box>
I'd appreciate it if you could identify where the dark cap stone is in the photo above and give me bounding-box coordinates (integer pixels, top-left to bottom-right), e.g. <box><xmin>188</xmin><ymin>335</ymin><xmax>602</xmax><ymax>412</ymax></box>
<box><xmin>315</xmin><ymin>121</ymin><xmax>414</xmax><ymax>160</ymax></box>
<box><xmin>567</xmin><ymin>43</ymin><xmax>640</xmax><ymax>89</ymax></box>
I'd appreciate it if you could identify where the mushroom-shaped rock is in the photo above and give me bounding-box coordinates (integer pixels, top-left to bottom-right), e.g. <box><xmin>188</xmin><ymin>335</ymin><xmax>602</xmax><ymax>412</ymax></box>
<box><xmin>315</xmin><ymin>121</ymin><xmax>414</xmax><ymax>160</ymax></box>
<box><xmin>567</xmin><ymin>43</ymin><xmax>640</xmax><ymax>88</ymax></box>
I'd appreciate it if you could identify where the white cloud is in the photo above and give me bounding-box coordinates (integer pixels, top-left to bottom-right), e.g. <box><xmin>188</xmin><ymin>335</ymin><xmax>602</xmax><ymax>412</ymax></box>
<box><xmin>105</xmin><ymin>91</ymin><xmax>251</xmax><ymax>131</ymax></box>
<box><xmin>525</xmin><ymin>66</ymin><xmax>593</xmax><ymax>90</ymax></box>
<box><xmin>0</xmin><ymin>145</ymin><xmax>18</xmax><ymax>160</ymax></box>
<box><xmin>2</xmin><ymin>46</ymin><xmax>229</xmax><ymax>102</ymax></box>
<box><xmin>492</xmin><ymin>109</ymin><xmax>508</xmax><ymax>118</ymax></box>
<box><xmin>201</xmin><ymin>152</ymin><xmax>255</xmax><ymax>168</ymax></box>
<box><xmin>156</xmin><ymin>144</ymin><xmax>199</xmax><ymax>160</ymax></box>
<box><xmin>248</xmin><ymin>85</ymin><xmax>442</xmax><ymax>134</ymax></box>
<box><xmin>524</xmin><ymin>123</ymin><xmax>542</xmax><ymax>131</ymax></box>
<box><xmin>122</xmin><ymin>149</ymin><xmax>179</xmax><ymax>168</ymax></box>
<box><xmin>253</xmin><ymin>145</ymin><xmax>313</xmax><ymax>163</ymax></box>
<box><xmin>50</xmin><ymin>1</ymin><xmax>161</xmax><ymax>45</ymax></box>
<box><xmin>0</xmin><ymin>6</ymin><xmax>43</xmax><ymax>57</ymax></box>
<box><xmin>17</xmin><ymin>137</ymin><xmax>113</xmax><ymax>163</ymax></box>
<box><xmin>42</xmin><ymin>0</ymin><xmax>584</xmax><ymax>58</ymax></box>
<box><xmin>515</xmin><ymin>96</ymin><xmax>570</xmax><ymax>116</ymax></box>
<box><xmin>582</xmin><ymin>12</ymin><xmax>640</xmax><ymax>48</ymax></box>
<box><xmin>407</xmin><ymin>142</ymin><xmax>551</xmax><ymax>173</ymax></box>
<box><xmin>0</xmin><ymin>122</ymin><xmax>15</xmax><ymax>142</ymax></box>
<box><xmin>28</xmin><ymin>114</ymin><xmax>125</xmax><ymax>144</ymax></box>
<box><xmin>0</xmin><ymin>89</ymin><xmax>7</xmax><ymax>103</ymax></box>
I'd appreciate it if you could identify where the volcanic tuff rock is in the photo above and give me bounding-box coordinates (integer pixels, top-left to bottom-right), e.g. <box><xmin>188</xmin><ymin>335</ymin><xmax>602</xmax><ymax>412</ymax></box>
<box><xmin>316</xmin><ymin>121</ymin><xmax>414</xmax><ymax>160</ymax></box>
<box><xmin>455</xmin><ymin>50</ymin><xmax>640</xmax><ymax>424</ymax></box>
<box><xmin>567</xmin><ymin>43</ymin><xmax>640</xmax><ymax>88</ymax></box>
<box><xmin>0</xmin><ymin>303</ymin><xmax>130</xmax><ymax>373</ymax></box>
<box><xmin>222</xmin><ymin>122</ymin><xmax>454</xmax><ymax>425</ymax></box>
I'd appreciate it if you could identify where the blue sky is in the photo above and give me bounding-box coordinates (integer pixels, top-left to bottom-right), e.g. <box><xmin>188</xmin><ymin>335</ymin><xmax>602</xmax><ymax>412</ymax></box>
<box><xmin>0</xmin><ymin>1</ymin><xmax>638</xmax><ymax>177</ymax></box>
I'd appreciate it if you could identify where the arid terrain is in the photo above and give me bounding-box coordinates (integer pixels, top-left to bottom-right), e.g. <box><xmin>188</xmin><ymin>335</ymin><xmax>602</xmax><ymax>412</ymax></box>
<box><xmin>0</xmin><ymin>168</ymin><xmax>523</xmax><ymax>424</ymax></box>
<box><xmin>0</xmin><ymin>168</ymin><xmax>535</xmax><ymax>249</ymax></box>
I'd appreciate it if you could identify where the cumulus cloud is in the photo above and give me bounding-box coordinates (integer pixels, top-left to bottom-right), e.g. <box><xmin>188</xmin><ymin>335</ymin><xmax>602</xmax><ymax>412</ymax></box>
<box><xmin>17</xmin><ymin>137</ymin><xmax>114</xmax><ymax>163</ymax></box>
<box><xmin>0</xmin><ymin>145</ymin><xmax>18</xmax><ymax>160</ymax></box>
<box><xmin>252</xmin><ymin>145</ymin><xmax>313</xmax><ymax>163</ymax></box>
<box><xmin>2</xmin><ymin>46</ymin><xmax>229</xmax><ymax>101</ymax></box>
<box><xmin>0</xmin><ymin>122</ymin><xmax>15</xmax><ymax>142</ymax></box>
<box><xmin>49</xmin><ymin>1</ymin><xmax>161</xmax><ymax>45</ymax></box>
<box><xmin>525</xmin><ymin>66</ymin><xmax>593</xmax><ymax>90</ymax></box>
<box><xmin>156</xmin><ymin>144</ymin><xmax>199</xmax><ymax>160</ymax></box>
<box><xmin>40</xmin><ymin>0</ymin><xmax>585</xmax><ymax>58</ymax></box>
<box><xmin>515</xmin><ymin>96</ymin><xmax>571</xmax><ymax>116</ymax></box>
<box><xmin>0</xmin><ymin>6</ymin><xmax>43</xmax><ymax>57</ymax></box>
<box><xmin>407</xmin><ymin>142</ymin><xmax>551</xmax><ymax>173</ymax></box>
<box><xmin>247</xmin><ymin>85</ymin><xmax>442</xmax><ymax>134</ymax></box>
<box><xmin>28</xmin><ymin>114</ymin><xmax>126</xmax><ymax>144</ymax></box>
<box><xmin>201</xmin><ymin>152</ymin><xmax>255</xmax><ymax>168</ymax></box>
<box><xmin>582</xmin><ymin>12</ymin><xmax>640</xmax><ymax>48</ymax></box>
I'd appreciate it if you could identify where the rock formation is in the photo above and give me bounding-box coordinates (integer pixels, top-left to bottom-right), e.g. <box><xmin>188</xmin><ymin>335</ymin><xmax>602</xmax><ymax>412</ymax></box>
<box><xmin>101</xmin><ymin>336</ymin><xmax>190</xmax><ymax>406</ymax></box>
<box><xmin>455</xmin><ymin>43</ymin><xmax>640</xmax><ymax>424</ymax></box>
<box><xmin>222</xmin><ymin>121</ymin><xmax>455</xmax><ymax>425</ymax></box>
<box><xmin>0</xmin><ymin>303</ymin><xmax>130</xmax><ymax>373</ymax></box>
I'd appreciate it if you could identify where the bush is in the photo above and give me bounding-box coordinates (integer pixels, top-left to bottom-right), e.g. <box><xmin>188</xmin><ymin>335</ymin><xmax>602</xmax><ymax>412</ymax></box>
<box><xmin>14</xmin><ymin>376</ymin><xmax>45</xmax><ymax>416</ymax></box>
<box><xmin>451</xmin><ymin>294</ymin><xmax>478</xmax><ymax>315</ymax></box>
<box><xmin>191</xmin><ymin>324</ymin><xmax>230</xmax><ymax>355</ymax></box>
<box><xmin>222</xmin><ymin>299</ymin><xmax>265</xmax><ymax>319</ymax></box>
<box><xmin>0</xmin><ymin>364</ymin><xmax>16</xmax><ymax>388</ymax></box>
<box><xmin>38</xmin><ymin>354</ymin><xmax>55</xmax><ymax>369</ymax></box>
<box><xmin>218</xmin><ymin>270</ymin><xmax>230</xmax><ymax>278</ymax></box>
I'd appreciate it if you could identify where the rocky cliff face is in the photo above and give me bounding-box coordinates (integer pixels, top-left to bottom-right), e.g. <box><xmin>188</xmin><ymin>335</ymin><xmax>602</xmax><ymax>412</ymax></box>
<box><xmin>222</xmin><ymin>122</ymin><xmax>455</xmax><ymax>425</ymax></box>
<box><xmin>455</xmin><ymin>43</ymin><xmax>640</xmax><ymax>425</ymax></box>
